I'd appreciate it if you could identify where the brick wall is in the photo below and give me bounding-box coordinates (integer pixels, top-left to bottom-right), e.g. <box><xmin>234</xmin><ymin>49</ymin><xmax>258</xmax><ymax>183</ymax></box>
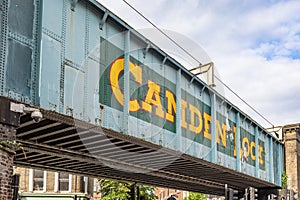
<box><xmin>154</xmin><ymin>187</ymin><xmax>187</xmax><ymax>200</ymax></box>
<box><xmin>284</xmin><ymin>126</ymin><xmax>300</xmax><ymax>199</ymax></box>
<box><xmin>16</xmin><ymin>167</ymin><xmax>29</xmax><ymax>192</ymax></box>
<box><xmin>0</xmin><ymin>124</ymin><xmax>16</xmax><ymax>200</ymax></box>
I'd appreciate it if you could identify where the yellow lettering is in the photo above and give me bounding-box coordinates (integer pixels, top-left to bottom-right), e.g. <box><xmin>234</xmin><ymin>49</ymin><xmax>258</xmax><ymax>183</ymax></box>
<box><xmin>142</xmin><ymin>80</ymin><xmax>165</xmax><ymax>118</ymax></box>
<box><xmin>109</xmin><ymin>59</ymin><xmax>266</xmax><ymax>168</ymax></box>
<box><xmin>181</xmin><ymin>100</ymin><xmax>188</xmax><ymax>129</ymax></box>
<box><xmin>110</xmin><ymin>58</ymin><xmax>125</xmax><ymax>107</ymax></box>
<box><xmin>221</xmin><ymin>123</ymin><xmax>227</xmax><ymax>148</ymax></box>
<box><xmin>259</xmin><ymin>145</ymin><xmax>264</xmax><ymax>165</ymax></box>
<box><xmin>129</xmin><ymin>63</ymin><xmax>142</xmax><ymax>112</ymax></box>
<box><xmin>242</xmin><ymin>137</ymin><xmax>250</xmax><ymax>158</ymax></box>
<box><xmin>109</xmin><ymin>58</ymin><xmax>142</xmax><ymax>112</ymax></box>
<box><xmin>165</xmin><ymin>90</ymin><xmax>176</xmax><ymax>123</ymax></box>
<box><xmin>250</xmin><ymin>141</ymin><xmax>256</xmax><ymax>161</ymax></box>
<box><xmin>216</xmin><ymin>121</ymin><xmax>227</xmax><ymax>147</ymax></box>
<box><xmin>188</xmin><ymin>104</ymin><xmax>203</xmax><ymax>134</ymax></box>
<box><xmin>203</xmin><ymin>112</ymin><xmax>211</xmax><ymax>140</ymax></box>
<box><xmin>233</xmin><ymin>126</ymin><xmax>237</xmax><ymax>156</ymax></box>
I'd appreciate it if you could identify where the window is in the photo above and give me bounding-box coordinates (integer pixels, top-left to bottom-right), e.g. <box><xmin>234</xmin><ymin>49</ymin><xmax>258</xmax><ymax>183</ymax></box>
<box><xmin>80</xmin><ymin>176</ymin><xmax>85</xmax><ymax>193</ymax></box>
<box><xmin>161</xmin><ymin>191</ymin><xmax>165</xmax><ymax>199</ymax></box>
<box><xmin>59</xmin><ymin>173</ymin><xmax>69</xmax><ymax>191</ymax></box>
<box><xmin>93</xmin><ymin>178</ymin><xmax>100</xmax><ymax>193</ymax></box>
<box><xmin>33</xmin><ymin>169</ymin><xmax>44</xmax><ymax>191</ymax></box>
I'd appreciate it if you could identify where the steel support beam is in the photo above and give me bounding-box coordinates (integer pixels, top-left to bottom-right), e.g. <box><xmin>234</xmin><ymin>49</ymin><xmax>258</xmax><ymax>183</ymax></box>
<box><xmin>12</xmin><ymin>96</ymin><xmax>281</xmax><ymax>195</ymax></box>
<box><xmin>255</xmin><ymin>126</ymin><xmax>259</xmax><ymax>178</ymax></box>
<box><xmin>123</xmin><ymin>30</ymin><xmax>130</xmax><ymax>135</ymax></box>
<box><xmin>176</xmin><ymin>69</ymin><xmax>182</xmax><ymax>151</ymax></box>
<box><xmin>211</xmin><ymin>93</ymin><xmax>217</xmax><ymax>163</ymax></box>
<box><xmin>269</xmin><ymin>137</ymin><xmax>274</xmax><ymax>183</ymax></box>
<box><xmin>236</xmin><ymin>112</ymin><xmax>241</xmax><ymax>172</ymax></box>
<box><xmin>17</xmin><ymin>140</ymin><xmax>225</xmax><ymax>192</ymax></box>
<box><xmin>277</xmin><ymin>142</ymin><xmax>283</xmax><ymax>186</ymax></box>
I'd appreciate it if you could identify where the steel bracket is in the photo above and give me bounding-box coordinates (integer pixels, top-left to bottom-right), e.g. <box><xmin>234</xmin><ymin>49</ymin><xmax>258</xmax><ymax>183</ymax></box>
<box><xmin>219</xmin><ymin>99</ymin><xmax>225</xmax><ymax>108</ymax></box>
<box><xmin>71</xmin><ymin>0</ymin><xmax>78</xmax><ymax>11</ymax></box>
<box><xmin>189</xmin><ymin>76</ymin><xmax>196</xmax><ymax>87</ymax></box>
<box><xmin>189</xmin><ymin>62</ymin><xmax>216</xmax><ymax>87</ymax></box>
<box><xmin>199</xmin><ymin>85</ymin><xmax>207</xmax><ymax>96</ymax></box>
<box><xmin>99</xmin><ymin>10</ymin><xmax>109</xmax><ymax>30</ymax></box>
<box><xmin>143</xmin><ymin>42</ymin><xmax>151</xmax><ymax>58</ymax></box>
<box><xmin>241</xmin><ymin>115</ymin><xmax>248</xmax><ymax>124</ymax></box>
<box><xmin>160</xmin><ymin>56</ymin><xmax>168</xmax><ymax>69</ymax></box>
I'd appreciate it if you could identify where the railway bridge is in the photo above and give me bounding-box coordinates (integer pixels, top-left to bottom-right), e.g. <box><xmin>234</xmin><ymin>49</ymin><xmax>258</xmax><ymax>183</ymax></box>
<box><xmin>0</xmin><ymin>0</ymin><xmax>283</xmax><ymax>199</ymax></box>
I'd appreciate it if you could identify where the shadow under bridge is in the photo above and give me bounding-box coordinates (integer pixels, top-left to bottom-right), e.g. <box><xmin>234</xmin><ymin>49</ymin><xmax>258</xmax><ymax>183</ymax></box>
<box><xmin>12</xmin><ymin>100</ymin><xmax>279</xmax><ymax>196</ymax></box>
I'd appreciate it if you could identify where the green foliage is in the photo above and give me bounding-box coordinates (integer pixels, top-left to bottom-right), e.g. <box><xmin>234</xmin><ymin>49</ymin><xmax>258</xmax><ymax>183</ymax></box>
<box><xmin>282</xmin><ymin>171</ymin><xmax>288</xmax><ymax>189</ymax></box>
<box><xmin>139</xmin><ymin>185</ymin><xmax>158</xmax><ymax>200</ymax></box>
<box><xmin>183</xmin><ymin>192</ymin><xmax>206</xmax><ymax>200</ymax></box>
<box><xmin>98</xmin><ymin>179</ymin><xmax>130</xmax><ymax>200</ymax></box>
<box><xmin>0</xmin><ymin>140</ymin><xmax>26</xmax><ymax>158</ymax></box>
<box><xmin>0</xmin><ymin>140</ymin><xmax>20</xmax><ymax>149</ymax></box>
<box><xmin>97</xmin><ymin>179</ymin><xmax>158</xmax><ymax>200</ymax></box>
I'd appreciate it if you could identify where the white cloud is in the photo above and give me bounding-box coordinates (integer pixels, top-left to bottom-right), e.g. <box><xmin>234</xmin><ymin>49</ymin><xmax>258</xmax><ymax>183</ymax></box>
<box><xmin>98</xmin><ymin>0</ymin><xmax>300</xmax><ymax>127</ymax></box>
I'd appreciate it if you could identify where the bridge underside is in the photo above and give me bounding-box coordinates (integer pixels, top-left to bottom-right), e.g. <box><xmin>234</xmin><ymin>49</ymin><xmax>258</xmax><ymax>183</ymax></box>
<box><xmin>14</xmin><ymin>107</ymin><xmax>278</xmax><ymax>196</ymax></box>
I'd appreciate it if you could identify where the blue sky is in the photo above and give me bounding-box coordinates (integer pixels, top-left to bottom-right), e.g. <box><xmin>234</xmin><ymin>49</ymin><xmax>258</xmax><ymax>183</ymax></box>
<box><xmin>98</xmin><ymin>0</ymin><xmax>300</xmax><ymax>128</ymax></box>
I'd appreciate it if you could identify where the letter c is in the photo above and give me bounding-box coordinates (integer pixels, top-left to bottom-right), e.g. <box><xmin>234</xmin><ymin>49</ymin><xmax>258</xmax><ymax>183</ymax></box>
<box><xmin>109</xmin><ymin>58</ymin><xmax>142</xmax><ymax>112</ymax></box>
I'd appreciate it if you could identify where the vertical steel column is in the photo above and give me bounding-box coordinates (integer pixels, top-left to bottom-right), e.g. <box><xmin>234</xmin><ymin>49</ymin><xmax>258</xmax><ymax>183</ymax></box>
<box><xmin>277</xmin><ymin>142</ymin><xmax>283</xmax><ymax>186</ymax></box>
<box><xmin>31</xmin><ymin>0</ymin><xmax>43</xmax><ymax>105</ymax></box>
<box><xmin>0</xmin><ymin>0</ymin><xmax>8</xmax><ymax>96</ymax></box>
<box><xmin>269</xmin><ymin>136</ymin><xmax>274</xmax><ymax>183</ymax></box>
<box><xmin>59</xmin><ymin>0</ymin><xmax>68</xmax><ymax>113</ymax></box>
<box><xmin>176</xmin><ymin>69</ymin><xmax>182</xmax><ymax>152</ymax></box>
<box><xmin>236</xmin><ymin>112</ymin><xmax>241</xmax><ymax>172</ymax></box>
<box><xmin>123</xmin><ymin>30</ymin><xmax>130</xmax><ymax>135</ymax></box>
<box><xmin>255</xmin><ymin>126</ymin><xmax>259</xmax><ymax>178</ymax></box>
<box><xmin>83</xmin><ymin>6</ymin><xmax>90</xmax><ymax>121</ymax></box>
<box><xmin>211</xmin><ymin>93</ymin><xmax>217</xmax><ymax>163</ymax></box>
<box><xmin>277</xmin><ymin>144</ymin><xmax>284</xmax><ymax>185</ymax></box>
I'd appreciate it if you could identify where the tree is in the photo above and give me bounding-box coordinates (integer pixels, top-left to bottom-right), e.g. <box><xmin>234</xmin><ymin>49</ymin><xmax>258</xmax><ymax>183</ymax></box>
<box><xmin>183</xmin><ymin>192</ymin><xmax>206</xmax><ymax>200</ymax></box>
<box><xmin>98</xmin><ymin>179</ymin><xmax>130</xmax><ymax>200</ymax></box>
<box><xmin>97</xmin><ymin>179</ymin><xmax>158</xmax><ymax>200</ymax></box>
<box><xmin>282</xmin><ymin>171</ymin><xmax>288</xmax><ymax>189</ymax></box>
<box><xmin>138</xmin><ymin>184</ymin><xmax>157</xmax><ymax>200</ymax></box>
